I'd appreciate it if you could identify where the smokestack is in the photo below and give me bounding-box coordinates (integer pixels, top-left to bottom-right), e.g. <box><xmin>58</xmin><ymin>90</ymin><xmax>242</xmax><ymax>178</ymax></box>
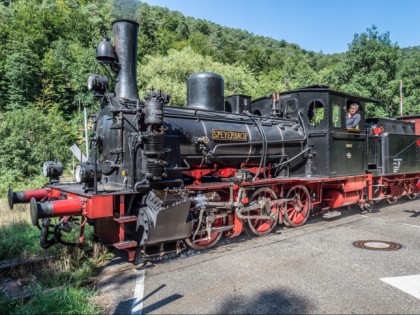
<box><xmin>112</xmin><ymin>19</ymin><xmax>140</xmax><ymax>100</ymax></box>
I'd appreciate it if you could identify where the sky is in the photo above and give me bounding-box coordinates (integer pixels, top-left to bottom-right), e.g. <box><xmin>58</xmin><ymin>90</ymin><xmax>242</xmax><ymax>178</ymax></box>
<box><xmin>142</xmin><ymin>0</ymin><xmax>420</xmax><ymax>54</ymax></box>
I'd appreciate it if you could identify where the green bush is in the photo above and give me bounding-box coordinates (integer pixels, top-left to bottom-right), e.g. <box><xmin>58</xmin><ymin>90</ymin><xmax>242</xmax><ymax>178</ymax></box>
<box><xmin>138</xmin><ymin>46</ymin><xmax>260</xmax><ymax>105</ymax></box>
<box><xmin>0</xmin><ymin>107</ymin><xmax>77</xmax><ymax>195</ymax></box>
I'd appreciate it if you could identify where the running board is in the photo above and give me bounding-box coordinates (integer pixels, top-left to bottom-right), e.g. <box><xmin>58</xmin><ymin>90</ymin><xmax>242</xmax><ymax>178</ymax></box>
<box><xmin>113</xmin><ymin>241</ymin><xmax>138</xmax><ymax>250</ymax></box>
<box><xmin>323</xmin><ymin>211</ymin><xmax>342</xmax><ymax>219</ymax></box>
<box><xmin>114</xmin><ymin>215</ymin><xmax>137</xmax><ymax>223</ymax></box>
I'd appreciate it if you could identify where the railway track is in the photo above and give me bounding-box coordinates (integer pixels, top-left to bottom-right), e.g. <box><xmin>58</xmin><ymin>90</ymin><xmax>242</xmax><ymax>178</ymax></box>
<box><xmin>0</xmin><ymin>255</ymin><xmax>58</xmax><ymax>275</ymax></box>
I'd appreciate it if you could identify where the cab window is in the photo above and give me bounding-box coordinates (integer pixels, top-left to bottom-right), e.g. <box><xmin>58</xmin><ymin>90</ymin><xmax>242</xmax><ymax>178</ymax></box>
<box><xmin>345</xmin><ymin>100</ymin><xmax>361</xmax><ymax>131</ymax></box>
<box><xmin>307</xmin><ymin>100</ymin><xmax>325</xmax><ymax>126</ymax></box>
<box><xmin>332</xmin><ymin>103</ymin><xmax>342</xmax><ymax>128</ymax></box>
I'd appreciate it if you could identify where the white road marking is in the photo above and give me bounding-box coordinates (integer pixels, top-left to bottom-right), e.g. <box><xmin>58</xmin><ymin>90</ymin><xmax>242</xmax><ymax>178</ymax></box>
<box><xmin>402</xmin><ymin>223</ymin><xmax>420</xmax><ymax>229</ymax></box>
<box><xmin>381</xmin><ymin>274</ymin><xmax>420</xmax><ymax>300</ymax></box>
<box><xmin>131</xmin><ymin>268</ymin><xmax>145</xmax><ymax>315</ymax></box>
<box><xmin>359</xmin><ymin>215</ymin><xmax>420</xmax><ymax>229</ymax></box>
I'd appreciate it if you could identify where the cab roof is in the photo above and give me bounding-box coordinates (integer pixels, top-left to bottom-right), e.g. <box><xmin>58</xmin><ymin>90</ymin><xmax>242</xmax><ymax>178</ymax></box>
<box><xmin>253</xmin><ymin>85</ymin><xmax>380</xmax><ymax>104</ymax></box>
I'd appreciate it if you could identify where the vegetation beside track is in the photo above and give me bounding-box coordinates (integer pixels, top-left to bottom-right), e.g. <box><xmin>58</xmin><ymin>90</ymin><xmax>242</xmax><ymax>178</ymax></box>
<box><xmin>1</xmin><ymin>286</ymin><xmax>102</xmax><ymax>315</ymax></box>
<box><xmin>0</xmin><ymin>199</ymin><xmax>114</xmax><ymax>314</ymax></box>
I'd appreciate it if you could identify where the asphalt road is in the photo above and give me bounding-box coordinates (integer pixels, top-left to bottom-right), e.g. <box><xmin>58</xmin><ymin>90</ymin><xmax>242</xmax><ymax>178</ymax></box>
<box><xmin>97</xmin><ymin>198</ymin><xmax>420</xmax><ymax>314</ymax></box>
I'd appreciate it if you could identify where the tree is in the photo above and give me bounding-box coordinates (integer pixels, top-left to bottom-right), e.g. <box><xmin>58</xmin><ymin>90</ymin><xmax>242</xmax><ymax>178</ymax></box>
<box><xmin>0</xmin><ymin>3</ymin><xmax>9</xmax><ymax>111</ymax></box>
<box><xmin>0</xmin><ymin>107</ymin><xmax>78</xmax><ymax>193</ymax></box>
<box><xmin>137</xmin><ymin>47</ymin><xmax>259</xmax><ymax>105</ymax></box>
<box><xmin>330</xmin><ymin>26</ymin><xmax>400</xmax><ymax>117</ymax></box>
<box><xmin>3</xmin><ymin>40</ymin><xmax>41</xmax><ymax>110</ymax></box>
<box><xmin>0</xmin><ymin>0</ymin><xmax>113</xmax><ymax>112</ymax></box>
<box><xmin>396</xmin><ymin>47</ymin><xmax>420</xmax><ymax>115</ymax></box>
<box><xmin>38</xmin><ymin>39</ymin><xmax>97</xmax><ymax>116</ymax></box>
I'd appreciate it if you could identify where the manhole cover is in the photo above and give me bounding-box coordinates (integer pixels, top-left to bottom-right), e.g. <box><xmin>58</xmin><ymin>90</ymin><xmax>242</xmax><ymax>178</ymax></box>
<box><xmin>353</xmin><ymin>240</ymin><xmax>402</xmax><ymax>251</ymax></box>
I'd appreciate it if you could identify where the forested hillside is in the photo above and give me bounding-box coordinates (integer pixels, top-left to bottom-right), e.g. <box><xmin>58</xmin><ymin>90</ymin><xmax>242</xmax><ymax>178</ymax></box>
<box><xmin>0</xmin><ymin>0</ymin><xmax>419</xmax><ymax>192</ymax></box>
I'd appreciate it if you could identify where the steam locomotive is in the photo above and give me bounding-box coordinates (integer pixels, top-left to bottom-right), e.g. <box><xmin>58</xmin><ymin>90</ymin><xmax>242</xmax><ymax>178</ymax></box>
<box><xmin>7</xmin><ymin>20</ymin><xmax>420</xmax><ymax>264</ymax></box>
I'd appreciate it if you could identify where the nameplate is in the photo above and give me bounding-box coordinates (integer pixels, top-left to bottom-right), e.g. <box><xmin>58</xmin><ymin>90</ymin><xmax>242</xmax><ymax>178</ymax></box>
<box><xmin>211</xmin><ymin>129</ymin><xmax>248</xmax><ymax>141</ymax></box>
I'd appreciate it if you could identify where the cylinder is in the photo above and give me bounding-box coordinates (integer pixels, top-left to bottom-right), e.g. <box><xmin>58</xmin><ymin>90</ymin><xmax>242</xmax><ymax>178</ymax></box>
<box><xmin>144</xmin><ymin>99</ymin><xmax>163</xmax><ymax>125</ymax></box>
<box><xmin>187</xmin><ymin>72</ymin><xmax>224</xmax><ymax>111</ymax></box>
<box><xmin>144</xmin><ymin>132</ymin><xmax>165</xmax><ymax>155</ymax></box>
<box><xmin>112</xmin><ymin>19</ymin><xmax>139</xmax><ymax>100</ymax></box>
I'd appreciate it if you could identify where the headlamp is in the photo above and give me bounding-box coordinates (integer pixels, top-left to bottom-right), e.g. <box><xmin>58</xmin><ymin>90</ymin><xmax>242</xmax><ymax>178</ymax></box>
<box><xmin>42</xmin><ymin>161</ymin><xmax>63</xmax><ymax>179</ymax></box>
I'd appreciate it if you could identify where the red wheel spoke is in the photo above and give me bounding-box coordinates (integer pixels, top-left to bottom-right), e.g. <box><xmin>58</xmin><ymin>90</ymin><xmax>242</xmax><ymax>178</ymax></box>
<box><xmin>253</xmin><ymin>218</ymin><xmax>261</xmax><ymax>227</ymax></box>
<box><xmin>246</xmin><ymin>188</ymin><xmax>278</xmax><ymax>236</ymax></box>
<box><xmin>284</xmin><ymin>186</ymin><xmax>311</xmax><ymax>228</ymax></box>
<box><xmin>185</xmin><ymin>212</ymin><xmax>224</xmax><ymax>250</ymax></box>
<box><xmin>288</xmin><ymin>208</ymin><xmax>296</xmax><ymax>218</ymax></box>
<box><xmin>258</xmin><ymin>222</ymin><xmax>270</xmax><ymax>232</ymax></box>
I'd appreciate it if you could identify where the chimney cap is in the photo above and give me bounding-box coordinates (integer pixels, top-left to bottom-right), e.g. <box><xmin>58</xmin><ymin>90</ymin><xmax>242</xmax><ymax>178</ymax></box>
<box><xmin>112</xmin><ymin>19</ymin><xmax>139</xmax><ymax>26</ymax></box>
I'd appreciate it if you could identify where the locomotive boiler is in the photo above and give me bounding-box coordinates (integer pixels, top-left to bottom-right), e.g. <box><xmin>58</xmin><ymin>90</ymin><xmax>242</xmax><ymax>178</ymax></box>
<box><xmin>8</xmin><ymin>19</ymin><xmax>420</xmax><ymax>263</ymax></box>
<box><xmin>91</xmin><ymin>21</ymin><xmax>306</xmax><ymax>192</ymax></box>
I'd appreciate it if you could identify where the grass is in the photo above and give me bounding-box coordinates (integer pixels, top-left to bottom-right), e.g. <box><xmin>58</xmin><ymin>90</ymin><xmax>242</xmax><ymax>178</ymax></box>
<box><xmin>0</xmin><ymin>198</ymin><xmax>114</xmax><ymax>314</ymax></box>
<box><xmin>0</xmin><ymin>201</ymin><xmax>56</xmax><ymax>260</ymax></box>
<box><xmin>35</xmin><ymin>244</ymin><xmax>114</xmax><ymax>288</ymax></box>
<box><xmin>2</xmin><ymin>286</ymin><xmax>102</xmax><ymax>315</ymax></box>
<box><xmin>0</xmin><ymin>221</ymin><xmax>45</xmax><ymax>259</ymax></box>
<box><xmin>0</xmin><ymin>200</ymin><xmax>65</xmax><ymax>260</ymax></box>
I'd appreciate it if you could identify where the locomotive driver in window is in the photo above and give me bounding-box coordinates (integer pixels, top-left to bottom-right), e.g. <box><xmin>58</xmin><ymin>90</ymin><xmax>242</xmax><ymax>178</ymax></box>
<box><xmin>346</xmin><ymin>103</ymin><xmax>361</xmax><ymax>128</ymax></box>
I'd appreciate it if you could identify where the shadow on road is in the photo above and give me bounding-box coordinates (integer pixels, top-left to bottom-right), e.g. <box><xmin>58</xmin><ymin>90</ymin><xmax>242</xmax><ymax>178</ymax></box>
<box><xmin>403</xmin><ymin>209</ymin><xmax>420</xmax><ymax>217</ymax></box>
<box><xmin>217</xmin><ymin>288</ymin><xmax>312</xmax><ymax>314</ymax></box>
<box><xmin>114</xmin><ymin>288</ymin><xmax>311</xmax><ymax>314</ymax></box>
<box><xmin>114</xmin><ymin>291</ymin><xmax>183</xmax><ymax>314</ymax></box>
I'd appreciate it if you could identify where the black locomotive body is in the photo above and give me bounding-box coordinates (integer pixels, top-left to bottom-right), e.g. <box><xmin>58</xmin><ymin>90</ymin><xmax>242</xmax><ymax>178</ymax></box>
<box><xmin>251</xmin><ymin>87</ymin><xmax>372</xmax><ymax>177</ymax></box>
<box><xmin>8</xmin><ymin>19</ymin><xmax>420</xmax><ymax>263</ymax></box>
<box><xmin>366</xmin><ymin>118</ymin><xmax>420</xmax><ymax>175</ymax></box>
